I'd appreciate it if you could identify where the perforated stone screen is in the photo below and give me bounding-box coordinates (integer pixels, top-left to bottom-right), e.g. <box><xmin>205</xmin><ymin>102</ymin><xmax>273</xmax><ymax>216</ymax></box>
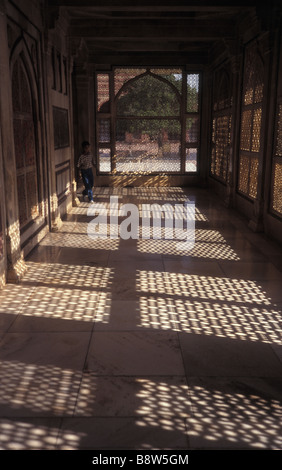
<box><xmin>210</xmin><ymin>68</ymin><xmax>232</xmax><ymax>183</ymax></box>
<box><xmin>96</xmin><ymin>68</ymin><xmax>200</xmax><ymax>175</ymax></box>
<box><xmin>238</xmin><ymin>43</ymin><xmax>264</xmax><ymax>200</ymax></box>
<box><xmin>271</xmin><ymin>103</ymin><xmax>282</xmax><ymax>216</ymax></box>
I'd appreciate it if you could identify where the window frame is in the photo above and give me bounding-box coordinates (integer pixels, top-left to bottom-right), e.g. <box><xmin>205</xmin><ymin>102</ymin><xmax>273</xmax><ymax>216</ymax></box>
<box><xmin>95</xmin><ymin>67</ymin><xmax>201</xmax><ymax>175</ymax></box>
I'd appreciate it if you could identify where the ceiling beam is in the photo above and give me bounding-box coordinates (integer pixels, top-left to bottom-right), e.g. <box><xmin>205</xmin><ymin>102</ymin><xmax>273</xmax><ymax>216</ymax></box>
<box><xmin>89</xmin><ymin>51</ymin><xmax>209</xmax><ymax>66</ymax></box>
<box><xmin>69</xmin><ymin>19</ymin><xmax>236</xmax><ymax>40</ymax></box>
<box><xmin>48</xmin><ymin>0</ymin><xmax>258</xmax><ymax>10</ymax></box>
<box><xmin>85</xmin><ymin>40</ymin><xmax>208</xmax><ymax>52</ymax></box>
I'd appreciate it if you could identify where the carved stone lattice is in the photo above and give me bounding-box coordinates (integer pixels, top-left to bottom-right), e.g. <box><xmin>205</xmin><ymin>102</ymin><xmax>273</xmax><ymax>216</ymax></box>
<box><xmin>96</xmin><ymin>68</ymin><xmax>200</xmax><ymax>174</ymax></box>
<box><xmin>97</xmin><ymin>74</ymin><xmax>110</xmax><ymax>113</ymax></box>
<box><xmin>238</xmin><ymin>43</ymin><xmax>264</xmax><ymax>199</ymax></box>
<box><xmin>272</xmin><ymin>104</ymin><xmax>282</xmax><ymax>215</ymax></box>
<box><xmin>210</xmin><ymin>68</ymin><xmax>232</xmax><ymax>182</ymax></box>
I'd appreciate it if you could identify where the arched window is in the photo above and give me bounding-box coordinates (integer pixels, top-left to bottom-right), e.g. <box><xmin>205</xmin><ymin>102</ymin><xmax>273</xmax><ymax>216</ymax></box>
<box><xmin>115</xmin><ymin>72</ymin><xmax>181</xmax><ymax>173</ymax></box>
<box><xmin>96</xmin><ymin>68</ymin><xmax>200</xmax><ymax>175</ymax></box>
<box><xmin>12</xmin><ymin>55</ymin><xmax>39</xmax><ymax>227</ymax></box>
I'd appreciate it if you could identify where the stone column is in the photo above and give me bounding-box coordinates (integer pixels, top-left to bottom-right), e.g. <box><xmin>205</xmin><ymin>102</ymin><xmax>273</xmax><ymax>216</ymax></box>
<box><xmin>0</xmin><ymin>124</ymin><xmax>6</xmax><ymax>288</ymax></box>
<box><xmin>69</xmin><ymin>56</ymin><xmax>80</xmax><ymax>207</ymax></box>
<box><xmin>0</xmin><ymin>2</ymin><xmax>26</xmax><ymax>282</ymax></box>
<box><xmin>43</xmin><ymin>37</ymin><xmax>63</xmax><ymax>231</ymax></box>
<box><xmin>226</xmin><ymin>53</ymin><xmax>242</xmax><ymax>209</ymax></box>
<box><xmin>72</xmin><ymin>64</ymin><xmax>92</xmax><ymax>195</ymax></box>
<box><xmin>248</xmin><ymin>33</ymin><xmax>272</xmax><ymax>233</ymax></box>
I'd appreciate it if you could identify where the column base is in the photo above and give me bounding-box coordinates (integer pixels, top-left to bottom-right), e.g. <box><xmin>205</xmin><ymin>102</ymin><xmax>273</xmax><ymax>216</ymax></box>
<box><xmin>248</xmin><ymin>218</ymin><xmax>264</xmax><ymax>233</ymax></box>
<box><xmin>51</xmin><ymin>216</ymin><xmax>63</xmax><ymax>232</ymax></box>
<box><xmin>6</xmin><ymin>256</ymin><xmax>27</xmax><ymax>283</ymax></box>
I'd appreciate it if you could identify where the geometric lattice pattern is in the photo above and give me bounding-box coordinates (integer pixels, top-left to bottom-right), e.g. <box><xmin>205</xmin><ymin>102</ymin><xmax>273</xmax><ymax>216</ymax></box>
<box><xmin>238</xmin><ymin>154</ymin><xmax>259</xmax><ymax>199</ymax></box>
<box><xmin>211</xmin><ymin>115</ymin><xmax>231</xmax><ymax>181</ymax></box>
<box><xmin>187</xmin><ymin>74</ymin><xmax>199</xmax><ymax>113</ymax></box>
<box><xmin>98</xmin><ymin>148</ymin><xmax>111</xmax><ymax>173</ymax></box>
<box><xmin>210</xmin><ymin>69</ymin><xmax>232</xmax><ymax>182</ymax></box>
<box><xmin>251</xmin><ymin>108</ymin><xmax>262</xmax><ymax>153</ymax></box>
<box><xmin>12</xmin><ymin>58</ymin><xmax>39</xmax><ymax>227</ymax></box>
<box><xmin>98</xmin><ymin>119</ymin><xmax>110</xmax><ymax>143</ymax></box>
<box><xmin>238</xmin><ymin>43</ymin><xmax>264</xmax><ymax>199</ymax></box>
<box><xmin>97</xmin><ymin>74</ymin><xmax>110</xmax><ymax>113</ymax></box>
<box><xmin>96</xmin><ymin>68</ymin><xmax>200</xmax><ymax>174</ymax></box>
<box><xmin>238</xmin><ymin>154</ymin><xmax>249</xmax><ymax>195</ymax></box>
<box><xmin>240</xmin><ymin>110</ymin><xmax>252</xmax><ymax>152</ymax></box>
<box><xmin>114</xmin><ymin>68</ymin><xmax>147</xmax><ymax>96</ymax></box>
<box><xmin>185</xmin><ymin>74</ymin><xmax>200</xmax><ymax>172</ymax></box>
<box><xmin>115</xmin><ymin>119</ymin><xmax>181</xmax><ymax>173</ymax></box>
<box><xmin>249</xmin><ymin>156</ymin><xmax>259</xmax><ymax>199</ymax></box>
<box><xmin>271</xmin><ymin>104</ymin><xmax>282</xmax><ymax>216</ymax></box>
<box><xmin>276</xmin><ymin>104</ymin><xmax>282</xmax><ymax>157</ymax></box>
<box><xmin>116</xmin><ymin>74</ymin><xmax>180</xmax><ymax>116</ymax></box>
<box><xmin>272</xmin><ymin>158</ymin><xmax>282</xmax><ymax>214</ymax></box>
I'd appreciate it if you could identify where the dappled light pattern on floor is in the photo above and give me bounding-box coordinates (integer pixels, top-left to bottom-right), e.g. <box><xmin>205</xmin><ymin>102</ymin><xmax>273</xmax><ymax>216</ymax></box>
<box><xmin>0</xmin><ymin>360</ymin><xmax>81</xmax><ymax>416</ymax></box>
<box><xmin>0</xmin><ymin>187</ymin><xmax>282</xmax><ymax>449</ymax></box>
<box><xmin>137</xmin><ymin>271</ymin><xmax>282</xmax><ymax>344</ymax></box>
<box><xmin>187</xmin><ymin>378</ymin><xmax>282</xmax><ymax>449</ymax></box>
<box><xmin>137</xmin><ymin>239</ymin><xmax>240</xmax><ymax>260</ymax></box>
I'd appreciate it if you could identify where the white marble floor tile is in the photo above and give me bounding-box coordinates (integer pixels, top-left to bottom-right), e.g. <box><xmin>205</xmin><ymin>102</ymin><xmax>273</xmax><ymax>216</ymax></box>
<box><xmin>57</xmin><ymin>416</ymin><xmax>188</xmax><ymax>450</ymax></box>
<box><xmin>75</xmin><ymin>374</ymin><xmax>191</xmax><ymax>418</ymax></box>
<box><xmin>0</xmin><ymin>332</ymin><xmax>91</xmax><ymax>370</ymax></box>
<box><xmin>85</xmin><ymin>331</ymin><xmax>185</xmax><ymax>376</ymax></box>
<box><xmin>179</xmin><ymin>333</ymin><xmax>282</xmax><ymax>377</ymax></box>
<box><xmin>0</xmin><ymin>360</ymin><xmax>82</xmax><ymax>417</ymax></box>
<box><xmin>0</xmin><ymin>418</ymin><xmax>61</xmax><ymax>450</ymax></box>
<box><xmin>93</xmin><ymin>299</ymin><xmax>140</xmax><ymax>331</ymax></box>
<box><xmin>186</xmin><ymin>377</ymin><xmax>282</xmax><ymax>449</ymax></box>
<box><xmin>7</xmin><ymin>286</ymin><xmax>99</xmax><ymax>329</ymax></box>
<box><xmin>218</xmin><ymin>261</ymin><xmax>282</xmax><ymax>280</ymax></box>
<box><xmin>1</xmin><ymin>187</ymin><xmax>282</xmax><ymax>450</ymax></box>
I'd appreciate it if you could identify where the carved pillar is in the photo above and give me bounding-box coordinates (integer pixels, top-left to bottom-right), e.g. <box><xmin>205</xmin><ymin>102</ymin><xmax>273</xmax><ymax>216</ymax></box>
<box><xmin>0</xmin><ymin>3</ymin><xmax>26</xmax><ymax>282</ymax></box>
<box><xmin>72</xmin><ymin>64</ymin><xmax>92</xmax><ymax>195</ymax></box>
<box><xmin>68</xmin><ymin>56</ymin><xmax>80</xmax><ymax>207</ymax></box>
<box><xmin>0</xmin><ymin>112</ymin><xmax>6</xmax><ymax>289</ymax></box>
<box><xmin>248</xmin><ymin>33</ymin><xmax>272</xmax><ymax>233</ymax></box>
<box><xmin>226</xmin><ymin>54</ymin><xmax>242</xmax><ymax>209</ymax></box>
<box><xmin>43</xmin><ymin>35</ymin><xmax>63</xmax><ymax>231</ymax></box>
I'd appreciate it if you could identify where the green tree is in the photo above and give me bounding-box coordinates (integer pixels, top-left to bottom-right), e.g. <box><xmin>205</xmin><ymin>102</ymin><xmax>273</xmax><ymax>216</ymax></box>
<box><xmin>117</xmin><ymin>74</ymin><xmax>180</xmax><ymax>117</ymax></box>
<box><xmin>116</xmin><ymin>73</ymin><xmax>181</xmax><ymax>139</ymax></box>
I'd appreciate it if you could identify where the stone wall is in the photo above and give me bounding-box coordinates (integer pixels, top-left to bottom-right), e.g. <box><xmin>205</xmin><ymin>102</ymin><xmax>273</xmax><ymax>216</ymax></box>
<box><xmin>0</xmin><ymin>0</ymin><xmax>76</xmax><ymax>286</ymax></box>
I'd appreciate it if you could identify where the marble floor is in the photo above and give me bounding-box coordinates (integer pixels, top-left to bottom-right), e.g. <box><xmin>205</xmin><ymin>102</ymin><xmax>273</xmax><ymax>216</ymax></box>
<box><xmin>1</xmin><ymin>187</ymin><xmax>282</xmax><ymax>450</ymax></box>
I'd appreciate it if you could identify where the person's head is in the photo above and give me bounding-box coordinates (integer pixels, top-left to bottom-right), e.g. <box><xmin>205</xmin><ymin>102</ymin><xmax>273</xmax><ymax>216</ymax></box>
<box><xmin>82</xmin><ymin>141</ymin><xmax>90</xmax><ymax>152</ymax></box>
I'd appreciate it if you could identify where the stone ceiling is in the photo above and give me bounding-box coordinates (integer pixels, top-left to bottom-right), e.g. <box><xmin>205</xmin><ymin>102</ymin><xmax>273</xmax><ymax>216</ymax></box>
<box><xmin>47</xmin><ymin>1</ymin><xmax>277</xmax><ymax>67</ymax></box>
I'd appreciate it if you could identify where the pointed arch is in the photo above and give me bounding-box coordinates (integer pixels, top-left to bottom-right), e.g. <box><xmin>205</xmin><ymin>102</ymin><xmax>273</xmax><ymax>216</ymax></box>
<box><xmin>10</xmin><ymin>39</ymin><xmax>41</xmax><ymax>228</ymax></box>
<box><xmin>115</xmin><ymin>71</ymin><xmax>181</xmax><ymax>117</ymax></box>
